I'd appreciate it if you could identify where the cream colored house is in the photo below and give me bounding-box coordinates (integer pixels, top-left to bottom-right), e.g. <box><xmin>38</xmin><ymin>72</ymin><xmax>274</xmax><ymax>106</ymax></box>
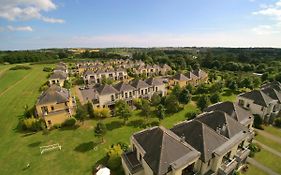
<box><xmin>237</xmin><ymin>90</ymin><xmax>279</xmax><ymax>123</ymax></box>
<box><xmin>79</xmin><ymin>78</ymin><xmax>166</xmax><ymax>109</ymax></box>
<box><xmin>83</xmin><ymin>68</ymin><xmax>128</xmax><ymax>84</ymax></box>
<box><xmin>35</xmin><ymin>85</ymin><xmax>76</xmax><ymax>128</ymax></box>
<box><xmin>49</xmin><ymin>70</ymin><xmax>68</xmax><ymax>87</ymax></box>
<box><xmin>122</xmin><ymin>110</ymin><xmax>253</xmax><ymax>175</ymax></box>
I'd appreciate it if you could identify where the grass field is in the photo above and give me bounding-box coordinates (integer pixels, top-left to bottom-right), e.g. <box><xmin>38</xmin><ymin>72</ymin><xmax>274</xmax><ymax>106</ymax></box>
<box><xmin>264</xmin><ymin>126</ymin><xmax>281</xmax><ymax>138</ymax></box>
<box><xmin>255</xmin><ymin>134</ymin><xmax>281</xmax><ymax>153</ymax></box>
<box><xmin>0</xmin><ymin>64</ymin><xmax>201</xmax><ymax>175</ymax></box>
<box><xmin>0</xmin><ymin>64</ymin><xmax>267</xmax><ymax>175</ymax></box>
<box><xmin>253</xmin><ymin>149</ymin><xmax>281</xmax><ymax>174</ymax></box>
<box><xmin>243</xmin><ymin>164</ymin><xmax>268</xmax><ymax>175</ymax></box>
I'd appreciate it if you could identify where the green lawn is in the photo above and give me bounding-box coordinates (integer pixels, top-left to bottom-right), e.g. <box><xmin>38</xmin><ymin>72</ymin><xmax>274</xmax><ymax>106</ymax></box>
<box><xmin>264</xmin><ymin>126</ymin><xmax>281</xmax><ymax>138</ymax></box>
<box><xmin>255</xmin><ymin>134</ymin><xmax>281</xmax><ymax>153</ymax></box>
<box><xmin>253</xmin><ymin>149</ymin><xmax>281</xmax><ymax>174</ymax></box>
<box><xmin>243</xmin><ymin>164</ymin><xmax>268</xmax><ymax>175</ymax></box>
<box><xmin>0</xmin><ymin>64</ymin><xmax>201</xmax><ymax>175</ymax></box>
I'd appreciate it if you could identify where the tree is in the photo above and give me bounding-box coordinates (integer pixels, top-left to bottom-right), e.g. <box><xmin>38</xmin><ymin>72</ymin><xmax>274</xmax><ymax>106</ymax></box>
<box><xmin>210</xmin><ymin>93</ymin><xmax>221</xmax><ymax>104</ymax></box>
<box><xmin>115</xmin><ymin>100</ymin><xmax>132</xmax><ymax>124</ymax></box>
<box><xmin>75</xmin><ymin>103</ymin><xmax>88</xmax><ymax>124</ymax></box>
<box><xmin>240</xmin><ymin>78</ymin><xmax>253</xmax><ymax>89</ymax></box>
<box><xmin>197</xmin><ymin>95</ymin><xmax>210</xmax><ymax>111</ymax></box>
<box><xmin>151</xmin><ymin>93</ymin><xmax>161</xmax><ymax>106</ymax></box>
<box><xmin>156</xmin><ymin>104</ymin><xmax>166</xmax><ymax>120</ymax></box>
<box><xmin>226</xmin><ymin>79</ymin><xmax>238</xmax><ymax>91</ymax></box>
<box><xmin>140</xmin><ymin>99</ymin><xmax>152</xmax><ymax>121</ymax></box>
<box><xmin>86</xmin><ymin>102</ymin><xmax>94</xmax><ymax>118</ymax></box>
<box><xmin>179</xmin><ymin>89</ymin><xmax>191</xmax><ymax>104</ymax></box>
<box><xmin>165</xmin><ymin>94</ymin><xmax>180</xmax><ymax>113</ymax></box>
<box><xmin>94</xmin><ymin>107</ymin><xmax>111</xmax><ymax>118</ymax></box>
<box><xmin>186</xmin><ymin>84</ymin><xmax>194</xmax><ymax>94</ymax></box>
<box><xmin>171</xmin><ymin>84</ymin><xmax>181</xmax><ymax>98</ymax></box>
<box><xmin>253</xmin><ymin>114</ymin><xmax>263</xmax><ymax>129</ymax></box>
<box><xmin>107</xmin><ymin>144</ymin><xmax>123</xmax><ymax>170</ymax></box>
<box><xmin>94</xmin><ymin>122</ymin><xmax>107</xmax><ymax>143</ymax></box>
<box><xmin>63</xmin><ymin>80</ymin><xmax>71</xmax><ymax>89</ymax></box>
<box><xmin>274</xmin><ymin>118</ymin><xmax>281</xmax><ymax>128</ymax></box>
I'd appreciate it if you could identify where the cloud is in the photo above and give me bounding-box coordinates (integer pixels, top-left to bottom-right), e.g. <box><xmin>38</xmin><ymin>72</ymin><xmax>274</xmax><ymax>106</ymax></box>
<box><xmin>253</xmin><ymin>0</ymin><xmax>281</xmax><ymax>21</ymax></box>
<box><xmin>0</xmin><ymin>26</ymin><xmax>5</xmax><ymax>32</ymax></box>
<box><xmin>0</xmin><ymin>0</ymin><xmax>64</xmax><ymax>23</ymax></box>
<box><xmin>252</xmin><ymin>25</ymin><xmax>280</xmax><ymax>35</ymax></box>
<box><xmin>7</xmin><ymin>25</ymin><xmax>33</xmax><ymax>32</ymax></box>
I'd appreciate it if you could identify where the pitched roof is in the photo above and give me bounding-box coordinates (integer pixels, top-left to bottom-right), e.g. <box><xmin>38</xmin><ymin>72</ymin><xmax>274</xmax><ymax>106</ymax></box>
<box><xmin>114</xmin><ymin>82</ymin><xmax>135</xmax><ymax>92</ymax></box>
<box><xmin>145</xmin><ymin>78</ymin><xmax>163</xmax><ymax>86</ymax></box>
<box><xmin>133</xmin><ymin>126</ymin><xmax>200</xmax><ymax>175</ymax></box>
<box><xmin>239</xmin><ymin>90</ymin><xmax>275</xmax><ymax>107</ymax></box>
<box><xmin>262</xmin><ymin>87</ymin><xmax>281</xmax><ymax>103</ymax></box>
<box><xmin>195</xmin><ymin>111</ymin><xmax>247</xmax><ymax>139</ymax></box>
<box><xmin>96</xmin><ymin>84</ymin><xmax>118</xmax><ymax>95</ymax></box>
<box><xmin>192</xmin><ymin>69</ymin><xmax>208</xmax><ymax>79</ymax></box>
<box><xmin>49</xmin><ymin>71</ymin><xmax>67</xmax><ymax>80</ymax></box>
<box><xmin>173</xmin><ymin>73</ymin><xmax>190</xmax><ymax>81</ymax></box>
<box><xmin>261</xmin><ymin>81</ymin><xmax>281</xmax><ymax>92</ymax></box>
<box><xmin>204</xmin><ymin>101</ymin><xmax>253</xmax><ymax>125</ymax></box>
<box><xmin>186</xmin><ymin>72</ymin><xmax>198</xmax><ymax>80</ymax></box>
<box><xmin>37</xmin><ymin>85</ymin><xmax>69</xmax><ymax>105</ymax></box>
<box><xmin>171</xmin><ymin>120</ymin><xmax>227</xmax><ymax>163</ymax></box>
<box><xmin>130</xmin><ymin>79</ymin><xmax>150</xmax><ymax>89</ymax></box>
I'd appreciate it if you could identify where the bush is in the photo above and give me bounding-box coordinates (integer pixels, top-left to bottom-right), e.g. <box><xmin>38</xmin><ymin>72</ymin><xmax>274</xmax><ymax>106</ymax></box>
<box><xmin>274</xmin><ymin>118</ymin><xmax>281</xmax><ymax>128</ymax></box>
<box><xmin>43</xmin><ymin>67</ymin><xmax>53</xmax><ymax>72</ymax></box>
<box><xmin>106</xmin><ymin>144</ymin><xmax>123</xmax><ymax>170</ymax></box>
<box><xmin>94</xmin><ymin>107</ymin><xmax>111</xmax><ymax>118</ymax></box>
<box><xmin>210</xmin><ymin>93</ymin><xmax>221</xmax><ymax>104</ymax></box>
<box><xmin>248</xmin><ymin>143</ymin><xmax>261</xmax><ymax>157</ymax></box>
<box><xmin>21</xmin><ymin>117</ymin><xmax>43</xmax><ymax>132</ymax></box>
<box><xmin>62</xmin><ymin>117</ymin><xmax>76</xmax><ymax>127</ymax></box>
<box><xmin>185</xmin><ymin>111</ymin><xmax>198</xmax><ymax>120</ymax></box>
<box><xmin>132</xmin><ymin>98</ymin><xmax>142</xmax><ymax>109</ymax></box>
<box><xmin>253</xmin><ymin>114</ymin><xmax>263</xmax><ymax>129</ymax></box>
<box><xmin>10</xmin><ymin>65</ymin><xmax>31</xmax><ymax>70</ymax></box>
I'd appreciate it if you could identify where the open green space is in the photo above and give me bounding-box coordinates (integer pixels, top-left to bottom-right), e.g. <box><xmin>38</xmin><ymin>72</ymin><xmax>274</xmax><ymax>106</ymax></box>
<box><xmin>243</xmin><ymin>163</ymin><xmax>268</xmax><ymax>175</ymax></box>
<box><xmin>263</xmin><ymin>126</ymin><xmax>281</xmax><ymax>138</ymax></box>
<box><xmin>255</xmin><ymin>134</ymin><xmax>281</xmax><ymax>153</ymax></box>
<box><xmin>253</xmin><ymin>149</ymin><xmax>281</xmax><ymax>174</ymax></box>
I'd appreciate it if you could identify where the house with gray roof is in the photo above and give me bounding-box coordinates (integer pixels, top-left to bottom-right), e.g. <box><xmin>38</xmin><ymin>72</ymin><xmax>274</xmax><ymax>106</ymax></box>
<box><xmin>204</xmin><ymin>101</ymin><xmax>254</xmax><ymax>128</ymax></box>
<box><xmin>237</xmin><ymin>90</ymin><xmax>278</xmax><ymax>122</ymax></box>
<box><xmin>49</xmin><ymin>70</ymin><xmax>68</xmax><ymax>87</ymax></box>
<box><xmin>122</xmin><ymin>110</ymin><xmax>252</xmax><ymax>175</ymax></box>
<box><xmin>35</xmin><ymin>85</ymin><xmax>76</xmax><ymax>128</ymax></box>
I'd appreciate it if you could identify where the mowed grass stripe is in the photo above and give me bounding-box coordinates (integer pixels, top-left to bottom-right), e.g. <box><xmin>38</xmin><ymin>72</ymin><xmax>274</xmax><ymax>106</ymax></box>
<box><xmin>0</xmin><ymin>65</ymin><xmax>48</xmax><ymax>175</ymax></box>
<box><xmin>0</xmin><ymin>70</ymin><xmax>31</xmax><ymax>95</ymax></box>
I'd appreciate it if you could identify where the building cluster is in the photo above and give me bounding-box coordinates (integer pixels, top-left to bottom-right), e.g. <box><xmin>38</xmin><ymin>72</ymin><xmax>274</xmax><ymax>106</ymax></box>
<box><xmin>48</xmin><ymin>62</ymin><xmax>69</xmax><ymax>87</ymax></box>
<box><xmin>121</xmin><ymin>101</ymin><xmax>254</xmax><ymax>175</ymax></box>
<box><xmin>80</xmin><ymin>78</ymin><xmax>166</xmax><ymax>108</ymax></box>
<box><xmin>169</xmin><ymin>69</ymin><xmax>208</xmax><ymax>87</ymax></box>
<box><xmin>76</xmin><ymin>60</ymin><xmax>172</xmax><ymax>84</ymax></box>
<box><xmin>237</xmin><ymin>81</ymin><xmax>281</xmax><ymax>123</ymax></box>
<box><xmin>36</xmin><ymin>63</ymin><xmax>76</xmax><ymax>128</ymax></box>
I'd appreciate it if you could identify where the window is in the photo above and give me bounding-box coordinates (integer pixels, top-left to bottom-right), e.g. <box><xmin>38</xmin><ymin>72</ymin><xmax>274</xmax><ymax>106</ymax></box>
<box><xmin>246</xmin><ymin>104</ymin><xmax>250</xmax><ymax>108</ymax></box>
<box><xmin>156</xmin><ymin>87</ymin><xmax>158</xmax><ymax>92</ymax></box>
<box><xmin>111</xmin><ymin>95</ymin><xmax>115</xmax><ymax>101</ymax></box>
<box><xmin>51</xmin><ymin>106</ymin><xmax>54</xmax><ymax>111</ymax></box>
<box><xmin>65</xmin><ymin>102</ymin><xmax>68</xmax><ymax>106</ymax></box>
<box><xmin>145</xmin><ymin>89</ymin><xmax>148</xmax><ymax>94</ymax></box>
<box><xmin>261</xmin><ymin>106</ymin><xmax>264</xmax><ymax>111</ymax></box>
<box><xmin>48</xmin><ymin>120</ymin><xmax>52</xmax><ymax>125</ymax></box>
<box><xmin>141</xmin><ymin>90</ymin><xmax>144</xmax><ymax>95</ymax></box>
<box><xmin>129</xmin><ymin>92</ymin><xmax>132</xmax><ymax>97</ymax></box>
<box><xmin>208</xmin><ymin>160</ymin><xmax>211</xmax><ymax>166</ymax></box>
<box><xmin>125</xmin><ymin>93</ymin><xmax>128</xmax><ymax>98</ymax></box>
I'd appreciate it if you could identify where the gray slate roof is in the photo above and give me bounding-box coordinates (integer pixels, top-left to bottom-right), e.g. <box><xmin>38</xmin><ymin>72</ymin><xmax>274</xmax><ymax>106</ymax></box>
<box><xmin>37</xmin><ymin>85</ymin><xmax>69</xmax><ymax>105</ymax></box>
<box><xmin>49</xmin><ymin>71</ymin><xmax>67</xmax><ymax>80</ymax></box>
<box><xmin>262</xmin><ymin>87</ymin><xmax>281</xmax><ymax>103</ymax></box>
<box><xmin>239</xmin><ymin>90</ymin><xmax>275</xmax><ymax>107</ymax></box>
<box><xmin>195</xmin><ymin>111</ymin><xmax>248</xmax><ymax>139</ymax></box>
<box><xmin>204</xmin><ymin>101</ymin><xmax>253</xmax><ymax>125</ymax></box>
<box><xmin>171</xmin><ymin>120</ymin><xmax>227</xmax><ymax>163</ymax></box>
<box><xmin>173</xmin><ymin>73</ymin><xmax>190</xmax><ymax>81</ymax></box>
<box><xmin>96</xmin><ymin>84</ymin><xmax>118</xmax><ymax>95</ymax></box>
<box><xmin>261</xmin><ymin>81</ymin><xmax>281</xmax><ymax>92</ymax></box>
<box><xmin>145</xmin><ymin>78</ymin><xmax>163</xmax><ymax>86</ymax></box>
<box><xmin>130</xmin><ymin>79</ymin><xmax>150</xmax><ymax>89</ymax></box>
<box><xmin>133</xmin><ymin>126</ymin><xmax>200</xmax><ymax>175</ymax></box>
<box><xmin>192</xmin><ymin>69</ymin><xmax>208</xmax><ymax>79</ymax></box>
<box><xmin>114</xmin><ymin>82</ymin><xmax>136</xmax><ymax>92</ymax></box>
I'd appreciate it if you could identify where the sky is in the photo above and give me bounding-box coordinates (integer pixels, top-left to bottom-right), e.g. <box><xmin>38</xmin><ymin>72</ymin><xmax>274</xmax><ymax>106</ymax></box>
<box><xmin>0</xmin><ymin>0</ymin><xmax>281</xmax><ymax>50</ymax></box>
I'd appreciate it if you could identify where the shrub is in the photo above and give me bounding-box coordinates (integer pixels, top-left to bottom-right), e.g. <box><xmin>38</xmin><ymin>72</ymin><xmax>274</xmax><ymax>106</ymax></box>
<box><xmin>210</xmin><ymin>93</ymin><xmax>221</xmax><ymax>104</ymax></box>
<box><xmin>43</xmin><ymin>67</ymin><xmax>53</xmax><ymax>72</ymax></box>
<box><xmin>62</xmin><ymin>117</ymin><xmax>76</xmax><ymax>127</ymax></box>
<box><xmin>248</xmin><ymin>143</ymin><xmax>261</xmax><ymax>157</ymax></box>
<box><xmin>196</xmin><ymin>95</ymin><xmax>211</xmax><ymax>111</ymax></box>
<box><xmin>132</xmin><ymin>98</ymin><xmax>142</xmax><ymax>109</ymax></box>
<box><xmin>94</xmin><ymin>107</ymin><xmax>111</xmax><ymax>118</ymax></box>
<box><xmin>253</xmin><ymin>114</ymin><xmax>263</xmax><ymax>129</ymax></box>
<box><xmin>185</xmin><ymin>111</ymin><xmax>198</xmax><ymax>120</ymax></box>
<box><xmin>274</xmin><ymin>118</ymin><xmax>281</xmax><ymax>128</ymax></box>
<box><xmin>21</xmin><ymin>117</ymin><xmax>43</xmax><ymax>132</ymax></box>
<box><xmin>10</xmin><ymin>65</ymin><xmax>31</xmax><ymax>70</ymax></box>
<box><xmin>106</xmin><ymin>144</ymin><xmax>123</xmax><ymax>170</ymax></box>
